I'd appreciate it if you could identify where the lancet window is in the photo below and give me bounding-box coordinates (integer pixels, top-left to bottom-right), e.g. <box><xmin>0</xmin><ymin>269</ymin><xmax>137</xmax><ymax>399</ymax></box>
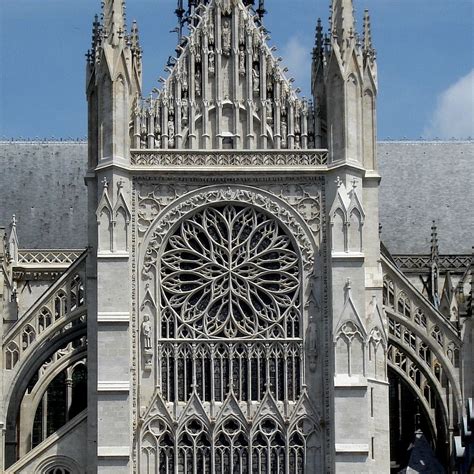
<box><xmin>38</xmin><ymin>308</ymin><xmax>53</xmax><ymax>333</ymax></box>
<box><xmin>383</xmin><ymin>277</ymin><xmax>395</xmax><ymax>308</ymax></box>
<box><xmin>54</xmin><ymin>292</ymin><xmax>68</xmax><ymax>320</ymax></box>
<box><xmin>5</xmin><ymin>342</ymin><xmax>19</xmax><ymax>369</ymax></box>
<box><xmin>397</xmin><ymin>292</ymin><xmax>411</xmax><ymax>319</ymax></box>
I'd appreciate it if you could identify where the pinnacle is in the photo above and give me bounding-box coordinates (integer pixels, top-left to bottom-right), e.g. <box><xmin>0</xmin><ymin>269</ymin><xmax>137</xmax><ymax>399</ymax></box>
<box><xmin>102</xmin><ymin>0</ymin><xmax>127</xmax><ymax>46</ymax></box>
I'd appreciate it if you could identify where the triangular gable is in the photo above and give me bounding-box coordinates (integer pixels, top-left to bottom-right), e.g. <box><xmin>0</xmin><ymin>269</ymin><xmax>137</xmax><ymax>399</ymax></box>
<box><xmin>367</xmin><ymin>295</ymin><xmax>387</xmax><ymax>344</ymax></box>
<box><xmin>215</xmin><ymin>391</ymin><xmax>247</xmax><ymax>426</ymax></box>
<box><xmin>252</xmin><ymin>390</ymin><xmax>285</xmax><ymax>429</ymax></box>
<box><xmin>133</xmin><ymin>0</ymin><xmax>310</xmax><ymax>150</ymax></box>
<box><xmin>288</xmin><ymin>388</ymin><xmax>321</xmax><ymax>431</ymax></box>
<box><xmin>335</xmin><ymin>280</ymin><xmax>367</xmax><ymax>337</ymax></box>
<box><xmin>140</xmin><ymin>389</ymin><xmax>173</xmax><ymax>427</ymax></box>
<box><xmin>177</xmin><ymin>390</ymin><xmax>210</xmax><ymax>428</ymax></box>
<box><xmin>96</xmin><ymin>179</ymin><xmax>113</xmax><ymax>221</ymax></box>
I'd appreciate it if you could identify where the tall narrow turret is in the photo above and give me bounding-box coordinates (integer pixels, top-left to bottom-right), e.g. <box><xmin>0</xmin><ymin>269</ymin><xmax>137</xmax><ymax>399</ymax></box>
<box><xmin>311</xmin><ymin>0</ymin><xmax>377</xmax><ymax>167</ymax></box>
<box><xmin>103</xmin><ymin>0</ymin><xmax>127</xmax><ymax>46</ymax></box>
<box><xmin>85</xmin><ymin>1</ymin><xmax>140</xmax><ymax>469</ymax></box>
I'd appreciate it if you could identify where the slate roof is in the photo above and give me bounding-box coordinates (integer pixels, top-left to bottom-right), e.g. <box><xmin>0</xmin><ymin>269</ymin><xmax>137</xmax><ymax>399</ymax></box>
<box><xmin>378</xmin><ymin>141</ymin><xmax>474</xmax><ymax>255</ymax></box>
<box><xmin>0</xmin><ymin>140</ymin><xmax>472</xmax><ymax>253</ymax></box>
<box><xmin>0</xmin><ymin>142</ymin><xmax>88</xmax><ymax>249</ymax></box>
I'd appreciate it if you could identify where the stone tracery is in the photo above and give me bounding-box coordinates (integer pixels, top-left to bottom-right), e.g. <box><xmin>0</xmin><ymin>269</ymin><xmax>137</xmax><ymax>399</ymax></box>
<box><xmin>160</xmin><ymin>204</ymin><xmax>300</xmax><ymax>339</ymax></box>
<box><xmin>138</xmin><ymin>195</ymin><xmax>321</xmax><ymax>472</ymax></box>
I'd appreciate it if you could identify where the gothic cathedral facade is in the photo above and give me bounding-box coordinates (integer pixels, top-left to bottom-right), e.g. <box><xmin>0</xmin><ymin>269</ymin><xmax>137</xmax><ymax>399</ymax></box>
<box><xmin>86</xmin><ymin>0</ymin><xmax>386</xmax><ymax>471</ymax></box>
<box><xmin>1</xmin><ymin>0</ymin><xmax>472</xmax><ymax>473</ymax></box>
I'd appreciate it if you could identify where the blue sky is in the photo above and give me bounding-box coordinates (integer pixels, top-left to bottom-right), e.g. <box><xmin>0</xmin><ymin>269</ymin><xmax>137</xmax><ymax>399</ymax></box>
<box><xmin>0</xmin><ymin>0</ymin><xmax>473</xmax><ymax>139</ymax></box>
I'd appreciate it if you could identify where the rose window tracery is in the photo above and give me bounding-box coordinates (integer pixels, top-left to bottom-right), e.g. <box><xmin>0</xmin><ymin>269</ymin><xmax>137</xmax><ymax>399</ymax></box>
<box><xmin>142</xmin><ymin>203</ymin><xmax>319</xmax><ymax>473</ymax></box>
<box><xmin>160</xmin><ymin>205</ymin><xmax>301</xmax><ymax>340</ymax></box>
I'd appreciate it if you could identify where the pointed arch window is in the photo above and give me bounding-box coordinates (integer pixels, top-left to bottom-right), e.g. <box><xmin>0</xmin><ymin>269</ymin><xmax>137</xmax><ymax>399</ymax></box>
<box><xmin>157</xmin><ymin>205</ymin><xmax>303</xmax><ymax>404</ymax></box>
<box><xmin>38</xmin><ymin>308</ymin><xmax>53</xmax><ymax>333</ymax></box>
<box><xmin>215</xmin><ymin>418</ymin><xmax>249</xmax><ymax>474</ymax></box>
<box><xmin>414</xmin><ymin>308</ymin><xmax>427</xmax><ymax>328</ymax></box>
<box><xmin>5</xmin><ymin>342</ymin><xmax>19</xmax><ymax>369</ymax></box>
<box><xmin>54</xmin><ymin>292</ymin><xmax>68</xmax><ymax>320</ymax></box>
<box><xmin>22</xmin><ymin>325</ymin><xmax>36</xmax><ymax>350</ymax></box>
<box><xmin>397</xmin><ymin>292</ymin><xmax>411</xmax><ymax>319</ymax></box>
<box><xmin>70</xmin><ymin>274</ymin><xmax>84</xmax><ymax>312</ymax></box>
<box><xmin>383</xmin><ymin>277</ymin><xmax>395</xmax><ymax>308</ymax></box>
<box><xmin>252</xmin><ymin>418</ymin><xmax>286</xmax><ymax>473</ymax></box>
<box><xmin>178</xmin><ymin>419</ymin><xmax>211</xmax><ymax>474</ymax></box>
<box><xmin>431</xmin><ymin>325</ymin><xmax>444</xmax><ymax>348</ymax></box>
<box><xmin>146</xmin><ymin>203</ymin><xmax>315</xmax><ymax>473</ymax></box>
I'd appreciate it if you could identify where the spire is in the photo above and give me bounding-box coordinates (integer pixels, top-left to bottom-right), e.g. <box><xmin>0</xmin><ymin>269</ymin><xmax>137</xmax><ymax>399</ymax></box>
<box><xmin>331</xmin><ymin>0</ymin><xmax>355</xmax><ymax>47</ymax></box>
<box><xmin>363</xmin><ymin>9</ymin><xmax>372</xmax><ymax>52</ymax></box>
<box><xmin>363</xmin><ymin>9</ymin><xmax>376</xmax><ymax>66</ymax></box>
<box><xmin>102</xmin><ymin>0</ymin><xmax>127</xmax><ymax>46</ymax></box>
<box><xmin>314</xmin><ymin>18</ymin><xmax>324</xmax><ymax>59</ymax></box>
<box><xmin>430</xmin><ymin>220</ymin><xmax>439</xmax><ymax>262</ymax></box>
<box><xmin>430</xmin><ymin>221</ymin><xmax>440</xmax><ymax>308</ymax></box>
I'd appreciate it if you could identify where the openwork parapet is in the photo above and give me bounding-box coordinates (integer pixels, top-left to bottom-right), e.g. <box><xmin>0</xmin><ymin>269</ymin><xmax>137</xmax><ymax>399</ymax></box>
<box><xmin>130</xmin><ymin>149</ymin><xmax>328</xmax><ymax>167</ymax></box>
<box><xmin>17</xmin><ymin>250</ymin><xmax>83</xmax><ymax>266</ymax></box>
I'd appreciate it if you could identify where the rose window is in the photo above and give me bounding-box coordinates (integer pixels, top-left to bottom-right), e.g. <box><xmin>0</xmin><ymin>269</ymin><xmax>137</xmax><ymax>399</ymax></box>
<box><xmin>160</xmin><ymin>205</ymin><xmax>301</xmax><ymax>339</ymax></box>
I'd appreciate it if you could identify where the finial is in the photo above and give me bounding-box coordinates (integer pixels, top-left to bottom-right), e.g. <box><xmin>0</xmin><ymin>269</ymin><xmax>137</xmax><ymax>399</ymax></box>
<box><xmin>331</xmin><ymin>0</ymin><xmax>356</xmax><ymax>49</ymax></box>
<box><xmin>101</xmin><ymin>177</ymin><xmax>109</xmax><ymax>189</ymax></box>
<box><xmin>315</xmin><ymin>18</ymin><xmax>324</xmax><ymax>55</ymax></box>
<box><xmin>11</xmin><ymin>214</ymin><xmax>16</xmax><ymax>228</ymax></box>
<box><xmin>102</xmin><ymin>0</ymin><xmax>127</xmax><ymax>46</ymax></box>
<box><xmin>117</xmin><ymin>179</ymin><xmax>124</xmax><ymax>191</ymax></box>
<box><xmin>351</xmin><ymin>178</ymin><xmax>357</xmax><ymax>190</ymax></box>
<box><xmin>344</xmin><ymin>278</ymin><xmax>352</xmax><ymax>302</ymax></box>
<box><xmin>430</xmin><ymin>220</ymin><xmax>439</xmax><ymax>261</ymax></box>
<box><xmin>335</xmin><ymin>176</ymin><xmax>343</xmax><ymax>188</ymax></box>
<box><xmin>256</xmin><ymin>0</ymin><xmax>266</xmax><ymax>19</ymax></box>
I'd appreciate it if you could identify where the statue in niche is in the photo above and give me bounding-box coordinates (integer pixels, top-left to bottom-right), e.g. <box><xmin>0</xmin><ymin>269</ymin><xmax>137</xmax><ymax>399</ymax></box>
<box><xmin>239</xmin><ymin>46</ymin><xmax>246</xmax><ymax>75</ymax></box>
<box><xmin>140</xmin><ymin>131</ymin><xmax>147</xmax><ymax>149</ymax></box>
<box><xmin>181</xmin><ymin>98</ymin><xmax>189</xmax><ymax>126</ymax></box>
<box><xmin>154</xmin><ymin>123</ymin><xmax>162</xmax><ymax>149</ymax></box>
<box><xmin>142</xmin><ymin>315</ymin><xmax>152</xmax><ymax>351</ymax></box>
<box><xmin>195</xmin><ymin>68</ymin><xmax>202</xmax><ymax>96</ymax></box>
<box><xmin>208</xmin><ymin>47</ymin><xmax>215</xmax><ymax>75</ymax></box>
<box><xmin>222</xmin><ymin>18</ymin><xmax>232</xmax><ymax>56</ymax></box>
<box><xmin>295</xmin><ymin>134</ymin><xmax>301</xmax><ymax>149</ymax></box>
<box><xmin>295</xmin><ymin>109</ymin><xmax>301</xmax><ymax>135</ymax></box>
<box><xmin>266</xmin><ymin>100</ymin><xmax>273</xmax><ymax>125</ymax></box>
<box><xmin>281</xmin><ymin>116</ymin><xmax>288</xmax><ymax>147</ymax></box>
<box><xmin>182</xmin><ymin>68</ymin><xmax>189</xmax><ymax>93</ymax></box>
<box><xmin>253</xmin><ymin>64</ymin><xmax>260</xmax><ymax>93</ymax></box>
<box><xmin>208</xmin><ymin>18</ymin><xmax>215</xmax><ymax>45</ymax></box>
<box><xmin>168</xmin><ymin>118</ymin><xmax>175</xmax><ymax>148</ymax></box>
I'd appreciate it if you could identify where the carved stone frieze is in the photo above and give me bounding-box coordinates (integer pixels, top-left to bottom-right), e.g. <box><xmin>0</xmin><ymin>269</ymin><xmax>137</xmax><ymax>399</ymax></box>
<box><xmin>131</xmin><ymin>150</ymin><xmax>328</xmax><ymax>166</ymax></box>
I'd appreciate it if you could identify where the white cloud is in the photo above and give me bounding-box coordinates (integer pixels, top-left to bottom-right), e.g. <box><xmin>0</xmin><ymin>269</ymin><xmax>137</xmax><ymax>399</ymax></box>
<box><xmin>424</xmin><ymin>69</ymin><xmax>474</xmax><ymax>139</ymax></box>
<box><xmin>281</xmin><ymin>36</ymin><xmax>311</xmax><ymax>97</ymax></box>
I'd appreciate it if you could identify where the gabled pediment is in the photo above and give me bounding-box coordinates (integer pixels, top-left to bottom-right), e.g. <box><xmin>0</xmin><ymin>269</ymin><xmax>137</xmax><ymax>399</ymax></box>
<box><xmin>132</xmin><ymin>0</ymin><xmax>313</xmax><ymax>150</ymax></box>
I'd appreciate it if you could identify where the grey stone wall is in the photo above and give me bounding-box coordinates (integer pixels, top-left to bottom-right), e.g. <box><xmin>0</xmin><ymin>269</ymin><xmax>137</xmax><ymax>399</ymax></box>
<box><xmin>1</xmin><ymin>140</ymin><xmax>472</xmax><ymax>254</ymax></box>
<box><xmin>0</xmin><ymin>142</ymin><xmax>88</xmax><ymax>249</ymax></box>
